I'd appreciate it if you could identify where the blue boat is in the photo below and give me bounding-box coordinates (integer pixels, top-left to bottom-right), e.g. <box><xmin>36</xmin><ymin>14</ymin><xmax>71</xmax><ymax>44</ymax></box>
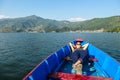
<box><xmin>23</xmin><ymin>39</ymin><xmax>120</xmax><ymax>80</ymax></box>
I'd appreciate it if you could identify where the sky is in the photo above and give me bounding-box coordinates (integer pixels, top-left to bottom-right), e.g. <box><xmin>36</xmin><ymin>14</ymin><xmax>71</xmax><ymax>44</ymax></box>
<box><xmin>0</xmin><ymin>0</ymin><xmax>120</xmax><ymax>21</ymax></box>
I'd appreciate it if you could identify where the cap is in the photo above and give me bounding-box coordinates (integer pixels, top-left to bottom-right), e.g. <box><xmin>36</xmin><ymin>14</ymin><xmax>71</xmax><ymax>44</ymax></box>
<box><xmin>76</xmin><ymin>39</ymin><xmax>84</xmax><ymax>42</ymax></box>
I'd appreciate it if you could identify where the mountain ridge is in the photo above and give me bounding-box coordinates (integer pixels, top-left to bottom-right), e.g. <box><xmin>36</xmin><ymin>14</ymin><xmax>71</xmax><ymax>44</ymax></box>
<box><xmin>0</xmin><ymin>15</ymin><xmax>120</xmax><ymax>32</ymax></box>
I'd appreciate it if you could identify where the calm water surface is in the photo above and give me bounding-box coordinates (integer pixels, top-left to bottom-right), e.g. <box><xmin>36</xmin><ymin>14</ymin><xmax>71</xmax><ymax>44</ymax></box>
<box><xmin>0</xmin><ymin>33</ymin><xmax>120</xmax><ymax>80</ymax></box>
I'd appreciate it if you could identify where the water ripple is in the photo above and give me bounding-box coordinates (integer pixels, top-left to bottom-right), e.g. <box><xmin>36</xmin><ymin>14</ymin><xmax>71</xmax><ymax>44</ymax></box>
<box><xmin>0</xmin><ymin>33</ymin><xmax>120</xmax><ymax>80</ymax></box>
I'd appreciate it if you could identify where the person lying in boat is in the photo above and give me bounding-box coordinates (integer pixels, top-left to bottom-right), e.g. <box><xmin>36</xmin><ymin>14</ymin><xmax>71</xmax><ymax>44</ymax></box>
<box><xmin>69</xmin><ymin>41</ymin><xmax>89</xmax><ymax>75</ymax></box>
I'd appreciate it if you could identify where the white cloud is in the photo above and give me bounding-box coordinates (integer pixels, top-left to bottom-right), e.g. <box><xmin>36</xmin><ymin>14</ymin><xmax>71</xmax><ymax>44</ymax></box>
<box><xmin>67</xmin><ymin>17</ymin><xmax>86</xmax><ymax>22</ymax></box>
<box><xmin>0</xmin><ymin>15</ymin><xmax>14</xmax><ymax>19</ymax></box>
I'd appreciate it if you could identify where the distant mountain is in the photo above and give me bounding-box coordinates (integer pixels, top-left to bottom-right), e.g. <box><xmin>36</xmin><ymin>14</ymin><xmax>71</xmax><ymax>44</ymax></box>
<box><xmin>0</xmin><ymin>15</ymin><xmax>120</xmax><ymax>32</ymax></box>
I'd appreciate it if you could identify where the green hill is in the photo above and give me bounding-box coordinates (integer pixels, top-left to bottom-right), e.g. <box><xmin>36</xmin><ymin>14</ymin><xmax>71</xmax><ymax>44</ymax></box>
<box><xmin>0</xmin><ymin>15</ymin><xmax>120</xmax><ymax>32</ymax></box>
<box><xmin>0</xmin><ymin>15</ymin><xmax>70</xmax><ymax>32</ymax></box>
<box><xmin>75</xmin><ymin>16</ymin><xmax>120</xmax><ymax>32</ymax></box>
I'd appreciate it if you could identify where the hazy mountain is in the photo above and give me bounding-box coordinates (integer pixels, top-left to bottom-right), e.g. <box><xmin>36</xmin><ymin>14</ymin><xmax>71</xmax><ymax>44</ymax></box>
<box><xmin>0</xmin><ymin>15</ymin><xmax>120</xmax><ymax>32</ymax></box>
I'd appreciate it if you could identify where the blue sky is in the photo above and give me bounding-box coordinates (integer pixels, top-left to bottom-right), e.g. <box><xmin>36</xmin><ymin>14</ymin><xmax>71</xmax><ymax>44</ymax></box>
<box><xmin>0</xmin><ymin>0</ymin><xmax>120</xmax><ymax>21</ymax></box>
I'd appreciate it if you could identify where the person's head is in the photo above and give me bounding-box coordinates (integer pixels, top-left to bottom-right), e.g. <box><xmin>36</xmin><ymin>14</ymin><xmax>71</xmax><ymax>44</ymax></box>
<box><xmin>76</xmin><ymin>42</ymin><xmax>81</xmax><ymax>48</ymax></box>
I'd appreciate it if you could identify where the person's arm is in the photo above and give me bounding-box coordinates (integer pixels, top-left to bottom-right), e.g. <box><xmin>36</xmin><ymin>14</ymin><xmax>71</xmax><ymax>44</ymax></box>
<box><xmin>82</xmin><ymin>43</ymin><xmax>89</xmax><ymax>50</ymax></box>
<box><xmin>73</xmin><ymin>59</ymin><xmax>82</xmax><ymax>68</ymax></box>
<box><xmin>74</xmin><ymin>60</ymin><xmax>82</xmax><ymax>66</ymax></box>
<box><xmin>69</xmin><ymin>42</ymin><xmax>76</xmax><ymax>53</ymax></box>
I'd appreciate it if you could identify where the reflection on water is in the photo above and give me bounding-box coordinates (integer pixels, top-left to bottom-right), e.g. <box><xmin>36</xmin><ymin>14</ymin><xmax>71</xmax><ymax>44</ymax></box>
<box><xmin>0</xmin><ymin>33</ymin><xmax>120</xmax><ymax>80</ymax></box>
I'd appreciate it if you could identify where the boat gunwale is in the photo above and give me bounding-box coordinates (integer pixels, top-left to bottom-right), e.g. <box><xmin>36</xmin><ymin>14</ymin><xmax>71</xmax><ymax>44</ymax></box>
<box><xmin>22</xmin><ymin>45</ymin><xmax>70</xmax><ymax>80</ymax></box>
<box><xmin>23</xmin><ymin>40</ymin><xmax>120</xmax><ymax>80</ymax></box>
<box><xmin>89</xmin><ymin>43</ymin><xmax>120</xmax><ymax>64</ymax></box>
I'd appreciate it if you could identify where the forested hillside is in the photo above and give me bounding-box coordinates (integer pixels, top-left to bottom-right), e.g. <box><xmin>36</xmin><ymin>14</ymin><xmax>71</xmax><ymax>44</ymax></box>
<box><xmin>0</xmin><ymin>15</ymin><xmax>120</xmax><ymax>32</ymax></box>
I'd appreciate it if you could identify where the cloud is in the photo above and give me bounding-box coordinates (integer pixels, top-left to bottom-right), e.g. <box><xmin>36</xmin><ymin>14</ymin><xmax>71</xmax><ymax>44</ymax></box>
<box><xmin>67</xmin><ymin>17</ymin><xmax>86</xmax><ymax>22</ymax></box>
<box><xmin>0</xmin><ymin>15</ymin><xmax>14</xmax><ymax>19</ymax></box>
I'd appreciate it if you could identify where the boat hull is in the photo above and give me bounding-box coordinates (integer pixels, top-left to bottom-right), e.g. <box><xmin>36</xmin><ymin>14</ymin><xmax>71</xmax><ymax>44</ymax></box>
<box><xmin>23</xmin><ymin>41</ymin><xmax>120</xmax><ymax>80</ymax></box>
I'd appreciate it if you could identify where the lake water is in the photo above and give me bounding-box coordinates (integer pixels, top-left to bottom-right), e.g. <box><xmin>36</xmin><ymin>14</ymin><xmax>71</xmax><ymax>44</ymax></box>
<box><xmin>0</xmin><ymin>32</ymin><xmax>120</xmax><ymax>80</ymax></box>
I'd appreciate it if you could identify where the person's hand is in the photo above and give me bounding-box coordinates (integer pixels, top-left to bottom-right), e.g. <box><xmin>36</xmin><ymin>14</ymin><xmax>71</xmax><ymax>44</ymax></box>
<box><xmin>73</xmin><ymin>63</ymin><xmax>77</xmax><ymax>69</ymax></box>
<box><xmin>73</xmin><ymin>60</ymin><xmax>81</xmax><ymax>67</ymax></box>
<box><xmin>69</xmin><ymin>42</ymin><xmax>72</xmax><ymax>46</ymax></box>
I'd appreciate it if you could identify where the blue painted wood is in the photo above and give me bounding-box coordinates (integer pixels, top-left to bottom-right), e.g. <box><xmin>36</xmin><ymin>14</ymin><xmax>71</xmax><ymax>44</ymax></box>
<box><xmin>23</xmin><ymin>41</ymin><xmax>120</xmax><ymax>80</ymax></box>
